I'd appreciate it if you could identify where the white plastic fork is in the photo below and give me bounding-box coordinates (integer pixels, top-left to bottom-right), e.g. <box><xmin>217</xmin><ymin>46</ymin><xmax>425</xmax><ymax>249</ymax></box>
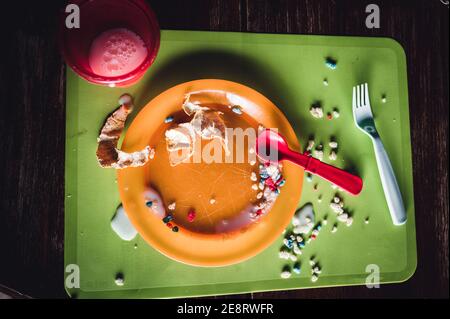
<box><xmin>352</xmin><ymin>83</ymin><xmax>406</xmax><ymax>225</ymax></box>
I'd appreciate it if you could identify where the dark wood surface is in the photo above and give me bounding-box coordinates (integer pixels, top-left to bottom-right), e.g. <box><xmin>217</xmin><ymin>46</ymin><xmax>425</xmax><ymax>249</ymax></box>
<box><xmin>0</xmin><ymin>0</ymin><xmax>448</xmax><ymax>299</ymax></box>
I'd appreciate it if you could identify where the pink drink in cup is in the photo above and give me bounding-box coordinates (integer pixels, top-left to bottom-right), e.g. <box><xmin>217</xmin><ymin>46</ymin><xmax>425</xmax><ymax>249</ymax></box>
<box><xmin>60</xmin><ymin>0</ymin><xmax>160</xmax><ymax>87</ymax></box>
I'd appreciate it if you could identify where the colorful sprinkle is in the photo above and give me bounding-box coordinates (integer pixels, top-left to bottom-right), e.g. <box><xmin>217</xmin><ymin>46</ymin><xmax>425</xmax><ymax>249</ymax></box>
<box><xmin>145</xmin><ymin>201</ymin><xmax>153</xmax><ymax>208</ymax></box>
<box><xmin>187</xmin><ymin>209</ymin><xmax>196</xmax><ymax>222</ymax></box>
<box><xmin>325</xmin><ymin>57</ymin><xmax>337</xmax><ymax>69</ymax></box>
<box><xmin>162</xmin><ymin>215</ymin><xmax>173</xmax><ymax>223</ymax></box>
<box><xmin>172</xmin><ymin>226</ymin><xmax>179</xmax><ymax>232</ymax></box>
<box><xmin>231</xmin><ymin>105</ymin><xmax>243</xmax><ymax>115</ymax></box>
<box><xmin>293</xmin><ymin>262</ymin><xmax>301</xmax><ymax>274</ymax></box>
<box><xmin>164</xmin><ymin>116</ymin><xmax>174</xmax><ymax>123</ymax></box>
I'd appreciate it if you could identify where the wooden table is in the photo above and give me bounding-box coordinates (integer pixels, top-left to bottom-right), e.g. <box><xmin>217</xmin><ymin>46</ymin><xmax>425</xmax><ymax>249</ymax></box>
<box><xmin>0</xmin><ymin>0</ymin><xmax>448</xmax><ymax>298</ymax></box>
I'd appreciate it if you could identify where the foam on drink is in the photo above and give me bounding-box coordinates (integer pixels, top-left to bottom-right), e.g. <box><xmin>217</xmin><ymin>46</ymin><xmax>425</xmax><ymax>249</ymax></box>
<box><xmin>89</xmin><ymin>28</ymin><xmax>148</xmax><ymax>77</ymax></box>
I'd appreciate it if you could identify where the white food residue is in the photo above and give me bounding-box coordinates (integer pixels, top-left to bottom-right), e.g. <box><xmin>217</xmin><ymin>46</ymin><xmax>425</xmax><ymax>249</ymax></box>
<box><xmin>111</xmin><ymin>205</ymin><xmax>138</xmax><ymax>241</ymax></box>
<box><xmin>143</xmin><ymin>187</ymin><xmax>166</xmax><ymax>218</ymax></box>
<box><xmin>292</xmin><ymin>203</ymin><xmax>315</xmax><ymax>234</ymax></box>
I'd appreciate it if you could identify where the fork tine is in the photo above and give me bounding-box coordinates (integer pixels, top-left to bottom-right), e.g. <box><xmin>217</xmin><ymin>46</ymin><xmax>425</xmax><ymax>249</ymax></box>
<box><xmin>360</xmin><ymin>84</ymin><xmax>364</xmax><ymax>106</ymax></box>
<box><xmin>352</xmin><ymin>86</ymin><xmax>356</xmax><ymax>109</ymax></box>
<box><xmin>356</xmin><ymin>85</ymin><xmax>360</xmax><ymax>107</ymax></box>
<box><xmin>364</xmin><ymin>83</ymin><xmax>369</xmax><ymax>106</ymax></box>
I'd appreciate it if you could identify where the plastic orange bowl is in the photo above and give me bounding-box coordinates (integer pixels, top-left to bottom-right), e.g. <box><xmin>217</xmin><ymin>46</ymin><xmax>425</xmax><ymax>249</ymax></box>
<box><xmin>117</xmin><ymin>79</ymin><xmax>303</xmax><ymax>266</ymax></box>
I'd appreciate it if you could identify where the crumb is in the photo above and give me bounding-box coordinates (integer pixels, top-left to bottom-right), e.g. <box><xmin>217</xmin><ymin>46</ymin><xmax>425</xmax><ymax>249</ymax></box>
<box><xmin>329</xmin><ymin>150</ymin><xmax>337</xmax><ymax>161</ymax></box>
<box><xmin>306</xmin><ymin>139</ymin><xmax>315</xmax><ymax>152</ymax></box>
<box><xmin>310</xmin><ymin>103</ymin><xmax>324</xmax><ymax>119</ymax></box>
<box><xmin>313</xmin><ymin>149</ymin><xmax>324</xmax><ymax>161</ymax></box>
<box><xmin>332</xmin><ymin>108</ymin><xmax>340</xmax><ymax>118</ymax></box>
<box><xmin>281</xmin><ymin>270</ymin><xmax>292</xmax><ymax>279</ymax></box>
<box><xmin>346</xmin><ymin>217</ymin><xmax>353</xmax><ymax>226</ymax></box>
<box><xmin>330</xmin><ymin>202</ymin><xmax>344</xmax><ymax>214</ymax></box>
<box><xmin>293</xmin><ymin>262</ymin><xmax>301</xmax><ymax>274</ymax></box>
<box><xmin>337</xmin><ymin>213</ymin><xmax>349</xmax><ymax>223</ymax></box>
<box><xmin>114</xmin><ymin>273</ymin><xmax>124</xmax><ymax>286</ymax></box>
<box><xmin>329</xmin><ymin>141</ymin><xmax>338</xmax><ymax>149</ymax></box>
<box><xmin>279</xmin><ymin>250</ymin><xmax>290</xmax><ymax>260</ymax></box>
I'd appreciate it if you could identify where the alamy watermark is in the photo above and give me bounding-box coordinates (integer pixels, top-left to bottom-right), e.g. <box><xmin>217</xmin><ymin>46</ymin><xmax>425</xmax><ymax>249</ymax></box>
<box><xmin>168</xmin><ymin>127</ymin><xmax>279</xmax><ymax>165</ymax></box>
<box><xmin>365</xmin><ymin>264</ymin><xmax>380</xmax><ymax>288</ymax></box>
<box><xmin>65</xmin><ymin>264</ymin><xmax>80</xmax><ymax>289</ymax></box>
<box><xmin>65</xmin><ymin>4</ymin><xmax>80</xmax><ymax>29</ymax></box>
<box><xmin>365</xmin><ymin>4</ymin><xmax>380</xmax><ymax>29</ymax></box>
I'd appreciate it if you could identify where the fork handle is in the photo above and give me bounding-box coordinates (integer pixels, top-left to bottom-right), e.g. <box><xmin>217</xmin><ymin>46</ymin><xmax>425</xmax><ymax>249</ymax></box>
<box><xmin>372</xmin><ymin>137</ymin><xmax>407</xmax><ymax>225</ymax></box>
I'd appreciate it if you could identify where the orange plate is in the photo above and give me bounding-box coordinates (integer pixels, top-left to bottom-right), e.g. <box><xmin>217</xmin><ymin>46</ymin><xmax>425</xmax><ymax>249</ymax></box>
<box><xmin>117</xmin><ymin>79</ymin><xmax>304</xmax><ymax>267</ymax></box>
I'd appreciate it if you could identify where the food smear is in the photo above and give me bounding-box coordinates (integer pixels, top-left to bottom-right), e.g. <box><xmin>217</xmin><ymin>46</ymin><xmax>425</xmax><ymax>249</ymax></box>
<box><xmin>89</xmin><ymin>28</ymin><xmax>147</xmax><ymax>77</ymax></box>
<box><xmin>111</xmin><ymin>205</ymin><xmax>137</xmax><ymax>241</ymax></box>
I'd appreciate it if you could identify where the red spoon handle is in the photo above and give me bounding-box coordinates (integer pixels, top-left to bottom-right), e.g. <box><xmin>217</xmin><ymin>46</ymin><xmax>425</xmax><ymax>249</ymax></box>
<box><xmin>306</xmin><ymin>157</ymin><xmax>363</xmax><ymax>195</ymax></box>
<box><xmin>284</xmin><ymin>151</ymin><xmax>363</xmax><ymax>195</ymax></box>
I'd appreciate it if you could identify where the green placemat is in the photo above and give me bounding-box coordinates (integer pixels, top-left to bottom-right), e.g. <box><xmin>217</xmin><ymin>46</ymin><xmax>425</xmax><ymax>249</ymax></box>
<box><xmin>64</xmin><ymin>30</ymin><xmax>416</xmax><ymax>298</ymax></box>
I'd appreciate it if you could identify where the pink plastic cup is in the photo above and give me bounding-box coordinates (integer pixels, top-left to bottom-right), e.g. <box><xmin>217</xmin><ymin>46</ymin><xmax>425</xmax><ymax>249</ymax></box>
<box><xmin>60</xmin><ymin>0</ymin><xmax>160</xmax><ymax>87</ymax></box>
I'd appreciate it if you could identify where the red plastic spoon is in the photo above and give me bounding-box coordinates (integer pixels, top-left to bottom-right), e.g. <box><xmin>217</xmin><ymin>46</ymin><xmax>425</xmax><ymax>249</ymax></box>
<box><xmin>256</xmin><ymin>129</ymin><xmax>363</xmax><ymax>195</ymax></box>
